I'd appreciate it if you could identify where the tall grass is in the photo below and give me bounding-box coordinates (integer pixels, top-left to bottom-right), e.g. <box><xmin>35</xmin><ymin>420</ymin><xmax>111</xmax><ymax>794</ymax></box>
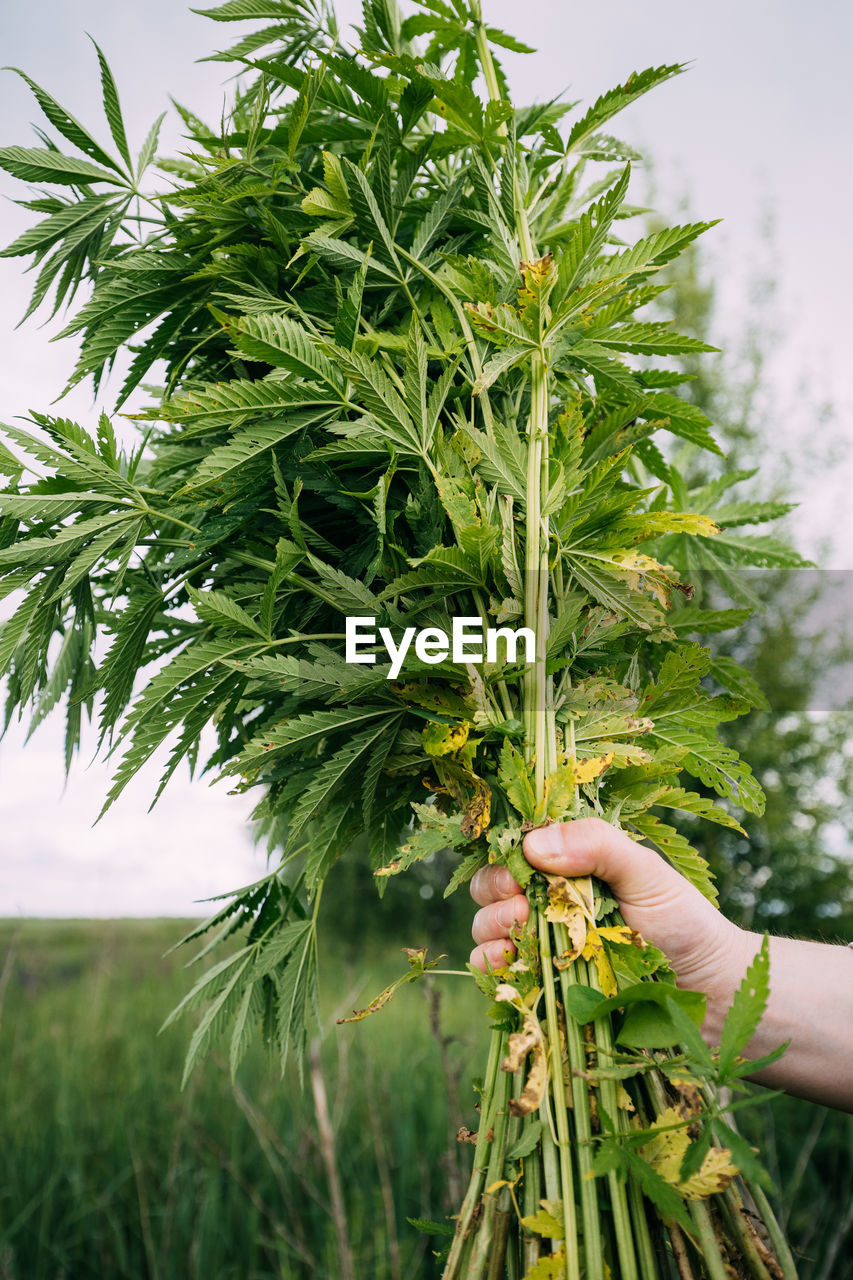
<box><xmin>0</xmin><ymin>919</ymin><xmax>480</xmax><ymax>1280</ymax></box>
<box><xmin>0</xmin><ymin>921</ymin><xmax>848</xmax><ymax>1279</ymax></box>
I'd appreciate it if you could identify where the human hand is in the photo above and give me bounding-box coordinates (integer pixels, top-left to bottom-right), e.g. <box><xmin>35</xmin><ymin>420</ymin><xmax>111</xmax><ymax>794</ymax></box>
<box><xmin>469</xmin><ymin>816</ymin><xmax>754</xmax><ymax>1039</ymax></box>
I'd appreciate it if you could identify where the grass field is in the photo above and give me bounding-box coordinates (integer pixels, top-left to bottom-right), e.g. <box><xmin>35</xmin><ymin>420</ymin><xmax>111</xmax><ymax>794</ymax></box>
<box><xmin>0</xmin><ymin>920</ymin><xmax>849</xmax><ymax>1279</ymax></box>
<box><xmin>0</xmin><ymin>917</ymin><xmax>484</xmax><ymax>1280</ymax></box>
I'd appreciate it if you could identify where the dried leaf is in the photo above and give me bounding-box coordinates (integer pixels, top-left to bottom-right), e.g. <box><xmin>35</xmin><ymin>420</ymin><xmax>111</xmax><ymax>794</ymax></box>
<box><xmin>549</xmin><ymin>904</ymin><xmax>587</xmax><ymax>964</ymax></box>
<box><xmin>545</xmin><ymin>874</ymin><xmax>596</xmax><ymax>924</ymax></box>
<box><xmin>509</xmin><ymin>1041</ymin><xmax>547</xmax><ymax>1116</ymax></box>
<box><xmin>462</xmin><ymin>776</ymin><xmax>491</xmax><ymax>838</ymax></box>
<box><xmin>502</xmin><ymin>1008</ymin><xmax>548</xmax><ymax>1117</ymax></box>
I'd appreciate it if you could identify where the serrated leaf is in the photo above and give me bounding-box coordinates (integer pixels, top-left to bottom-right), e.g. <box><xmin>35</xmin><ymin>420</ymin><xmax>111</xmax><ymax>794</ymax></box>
<box><xmin>4</xmin><ymin>68</ymin><xmax>125</xmax><ymax>174</ymax></box>
<box><xmin>0</xmin><ymin>146</ymin><xmax>127</xmax><ymax>186</ymax></box>
<box><xmin>179</xmin><ymin>417</ymin><xmax>313</xmax><ymax>491</ymax></box>
<box><xmin>629</xmin><ymin>813</ymin><xmax>718</xmax><ymax>904</ymax></box>
<box><xmin>718</xmin><ymin>934</ymin><xmax>773</xmax><ymax>1075</ymax></box>
<box><xmin>499</xmin><ymin>737</ymin><xmax>536</xmax><ymax>822</ymax></box>
<box><xmin>188</xmin><ymin>586</ymin><xmax>268</xmax><ymax>638</ymax></box>
<box><xmin>228</xmin><ymin>312</ymin><xmax>347</xmax><ymax>394</ymax></box>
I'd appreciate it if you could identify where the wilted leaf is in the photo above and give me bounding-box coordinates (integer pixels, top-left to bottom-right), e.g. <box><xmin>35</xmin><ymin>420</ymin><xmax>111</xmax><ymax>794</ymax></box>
<box><xmin>422</xmin><ymin>719</ymin><xmax>471</xmax><ymax>756</ymax></box>
<box><xmin>637</xmin><ymin>1107</ymin><xmax>737</xmax><ymax>1199</ymax></box>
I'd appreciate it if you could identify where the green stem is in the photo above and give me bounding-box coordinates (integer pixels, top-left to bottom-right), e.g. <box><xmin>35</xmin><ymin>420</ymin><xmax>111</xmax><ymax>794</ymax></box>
<box><xmin>588</xmin><ymin>970</ymin><xmax>640</xmax><ymax>1280</ymax></box>
<box><xmin>552</xmin><ymin>932</ymin><xmax>605</xmax><ymax>1280</ymax></box>
<box><xmin>473</xmin><ymin>586</ymin><xmax>515</xmax><ymax>722</ymax></box>
<box><xmin>443</xmin><ymin>1029</ymin><xmax>506</xmax><ymax>1280</ymax></box>
<box><xmin>522</xmin><ymin>1144</ymin><xmax>542</xmax><ymax>1272</ymax></box>
<box><xmin>538</xmin><ymin>915</ymin><xmax>582</xmax><ymax>1280</ymax></box>
<box><xmin>467</xmin><ymin>1064</ymin><xmax>513</xmax><ymax>1277</ymax></box>
<box><xmin>687</xmin><ymin>1201</ymin><xmax>730</xmax><ymax>1280</ymax></box>
<box><xmin>718</xmin><ymin>1187</ymin><xmax>773</xmax><ymax>1280</ymax></box>
<box><xmin>487</xmin><ymin>1211</ymin><xmax>512</xmax><ymax>1280</ymax></box>
<box><xmin>747</xmin><ymin>1183</ymin><xmax>799</xmax><ymax>1280</ymax></box>
<box><xmin>395</xmin><ymin>244</ymin><xmax>497</xmax><ymax>439</ymax></box>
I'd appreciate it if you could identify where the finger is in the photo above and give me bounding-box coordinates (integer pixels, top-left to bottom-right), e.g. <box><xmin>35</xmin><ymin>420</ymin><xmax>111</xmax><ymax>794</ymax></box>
<box><xmin>470</xmin><ymin>863</ymin><xmax>524</xmax><ymax>906</ymax></box>
<box><xmin>470</xmin><ymin>938</ymin><xmax>517</xmax><ymax>972</ymax></box>
<box><xmin>471</xmin><ymin>894</ymin><xmax>529</xmax><ymax>945</ymax></box>
<box><xmin>522</xmin><ymin>816</ymin><xmax>681</xmax><ymax>907</ymax></box>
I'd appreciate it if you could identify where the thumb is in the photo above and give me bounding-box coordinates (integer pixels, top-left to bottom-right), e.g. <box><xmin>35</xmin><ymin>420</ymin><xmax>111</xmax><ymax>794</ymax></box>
<box><xmin>522</xmin><ymin>816</ymin><xmax>688</xmax><ymax>910</ymax></box>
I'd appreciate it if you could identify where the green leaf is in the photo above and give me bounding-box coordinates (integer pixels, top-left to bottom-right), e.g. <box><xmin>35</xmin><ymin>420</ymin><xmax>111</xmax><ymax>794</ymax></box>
<box><xmin>136</xmin><ymin>111</ymin><xmax>166</xmax><ymax>178</ymax></box>
<box><xmin>506</xmin><ymin>1120</ymin><xmax>543</xmax><ymax>1160</ymax></box>
<box><xmin>566</xmin><ymin>65</ymin><xmax>685</xmax><ymax>153</ymax></box>
<box><xmin>0</xmin><ymin>146</ymin><xmax>127</xmax><ymax>186</ymax></box>
<box><xmin>238</xmin><ymin>704</ymin><xmax>397</xmax><ymax>762</ymax></box>
<box><xmin>499</xmin><ymin>737</ymin><xmax>536</xmax><ymax>822</ymax></box>
<box><xmin>629</xmin><ymin>813</ymin><xmax>719</xmax><ymax>904</ymax></box>
<box><xmin>647</xmin><ymin>786</ymin><xmax>747</xmax><ymax>836</ymax></box>
<box><xmin>407</xmin><ymin>1217</ymin><xmax>455</xmax><ymax>1238</ymax></box>
<box><xmin>90</xmin><ymin>39</ymin><xmax>133</xmax><ymax>170</ymax></box>
<box><xmin>228</xmin><ymin>313</ymin><xmax>347</xmax><ymax>394</ymax></box>
<box><xmin>193</xmin><ymin>1</ymin><xmax>300</xmax><ymax>18</ymax></box>
<box><xmin>179</xmin><ymin>416</ymin><xmax>315</xmax><ymax>491</ymax></box>
<box><xmin>718</xmin><ymin>934</ymin><xmax>773</xmax><ymax>1076</ymax></box>
<box><xmin>287</xmin><ymin>722</ymin><xmax>394</xmax><ymax>841</ymax></box>
<box><xmin>4</xmin><ymin>68</ymin><xmax>126</xmax><ymax>174</ymax></box>
<box><xmin>0</xmin><ymin>193</ymin><xmax>120</xmax><ymax>259</ymax></box>
<box><xmin>375</xmin><ymin>802</ymin><xmax>469</xmax><ymax>878</ymax></box>
<box><xmin>188</xmin><ymin>586</ymin><xmax>269</xmax><ymax>639</ymax></box>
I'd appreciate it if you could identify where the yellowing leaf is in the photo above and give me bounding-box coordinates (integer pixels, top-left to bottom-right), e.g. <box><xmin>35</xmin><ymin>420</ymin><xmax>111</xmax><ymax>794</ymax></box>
<box><xmin>547</xmin><ymin>903</ymin><xmax>587</xmax><ymax>963</ymax></box>
<box><xmin>611</xmin><ymin>551</ymin><xmax>680</xmax><ymax>609</ymax></box>
<box><xmin>573</xmin><ymin>752</ymin><xmax>614</xmax><ymax>784</ymax></box>
<box><xmin>582</xmin><ymin>927</ymin><xmax>619</xmax><ymax>996</ymax></box>
<box><xmin>543</xmin><ymin>762</ymin><xmax>576</xmax><ymax>820</ymax></box>
<box><xmin>546</xmin><ymin>874</ymin><xmax>596</xmax><ymax>924</ymax></box>
<box><xmin>521</xmin><ymin>1248</ymin><xmax>567</xmax><ymax>1279</ymax></box>
<box><xmin>597</xmin><ymin>924</ymin><xmax>645</xmax><ymax>949</ymax></box>
<box><xmin>617</xmin><ymin>1084</ymin><xmax>635</xmax><ymax>1112</ymax></box>
<box><xmin>337</xmin><ymin>947</ymin><xmax>444</xmax><ymax>1023</ymax></box>
<box><xmin>422</xmin><ymin>719</ymin><xmax>471</xmax><ymax>756</ymax></box>
<box><xmin>520</xmin><ymin>1204</ymin><xmax>565</xmax><ymax>1240</ymax></box>
<box><xmin>637</xmin><ymin>1106</ymin><xmax>738</xmax><ymax>1200</ymax></box>
<box><xmin>336</xmin><ymin>981</ymin><xmax>397</xmax><ymax>1023</ymax></box>
<box><xmin>681</xmin><ymin>1145</ymin><xmax>738</xmax><ymax>1198</ymax></box>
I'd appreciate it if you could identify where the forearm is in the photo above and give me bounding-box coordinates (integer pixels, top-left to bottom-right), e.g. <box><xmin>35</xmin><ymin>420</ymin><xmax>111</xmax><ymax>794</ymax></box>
<box><xmin>705</xmin><ymin>930</ymin><xmax>853</xmax><ymax>1112</ymax></box>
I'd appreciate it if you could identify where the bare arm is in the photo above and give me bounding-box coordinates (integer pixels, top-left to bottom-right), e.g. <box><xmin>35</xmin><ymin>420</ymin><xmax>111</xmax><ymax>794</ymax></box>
<box><xmin>469</xmin><ymin>817</ymin><xmax>853</xmax><ymax>1112</ymax></box>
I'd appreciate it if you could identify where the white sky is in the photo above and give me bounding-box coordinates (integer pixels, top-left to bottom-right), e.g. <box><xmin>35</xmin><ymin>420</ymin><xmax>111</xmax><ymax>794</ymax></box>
<box><xmin>1</xmin><ymin>1</ymin><xmax>851</xmax><ymax>915</ymax></box>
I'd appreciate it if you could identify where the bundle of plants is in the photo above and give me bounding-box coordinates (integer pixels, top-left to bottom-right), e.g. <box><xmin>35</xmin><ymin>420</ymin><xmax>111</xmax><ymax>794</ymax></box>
<box><xmin>0</xmin><ymin>1</ymin><xmax>807</xmax><ymax>1276</ymax></box>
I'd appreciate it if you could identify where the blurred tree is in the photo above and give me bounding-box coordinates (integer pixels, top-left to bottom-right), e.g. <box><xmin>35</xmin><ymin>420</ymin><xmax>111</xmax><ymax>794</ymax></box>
<box><xmin>653</xmin><ymin>216</ymin><xmax>853</xmax><ymax>1280</ymax></box>
<box><xmin>652</xmin><ymin>219</ymin><xmax>853</xmax><ymax>942</ymax></box>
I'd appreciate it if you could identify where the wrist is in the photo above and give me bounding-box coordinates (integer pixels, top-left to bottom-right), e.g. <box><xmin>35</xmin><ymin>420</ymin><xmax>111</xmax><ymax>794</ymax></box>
<box><xmin>696</xmin><ymin>924</ymin><xmax>761</xmax><ymax>1046</ymax></box>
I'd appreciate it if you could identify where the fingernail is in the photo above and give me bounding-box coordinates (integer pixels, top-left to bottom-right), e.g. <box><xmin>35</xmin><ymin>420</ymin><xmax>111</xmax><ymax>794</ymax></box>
<box><xmin>496</xmin><ymin>866</ymin><xmax>515</xmax><ymax>894</ymax></box>
<box><xmin>497</xmin><ymin>902</ymin><xmax>517</xmax><ymax>928</ymax></box>
<box><xmin>523</xmin><ymin>825</ymin><xmax>562</xmax><ymax>860</ymax></box>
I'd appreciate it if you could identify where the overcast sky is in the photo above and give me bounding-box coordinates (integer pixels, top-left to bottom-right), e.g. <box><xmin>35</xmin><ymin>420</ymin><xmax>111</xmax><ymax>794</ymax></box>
<box><xmin>1</xmin><ymin>1</ymin><xmax>851</xmax><ymax>915</ymax></box>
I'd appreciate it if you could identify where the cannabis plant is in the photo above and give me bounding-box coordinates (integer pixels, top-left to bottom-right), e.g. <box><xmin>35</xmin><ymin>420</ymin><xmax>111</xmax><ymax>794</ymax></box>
<box><xmin>0</xmin><ymin>1</ymin><xmax>807</xmax><ymax>1275</ymax></box>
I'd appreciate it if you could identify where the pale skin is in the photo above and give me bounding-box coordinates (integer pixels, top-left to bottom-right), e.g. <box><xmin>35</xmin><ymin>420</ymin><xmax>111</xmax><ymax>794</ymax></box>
<box><xmin>470</xmin><ymin>817</ymin><xmax>853</xmax><ymax>1113</ymax></box>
